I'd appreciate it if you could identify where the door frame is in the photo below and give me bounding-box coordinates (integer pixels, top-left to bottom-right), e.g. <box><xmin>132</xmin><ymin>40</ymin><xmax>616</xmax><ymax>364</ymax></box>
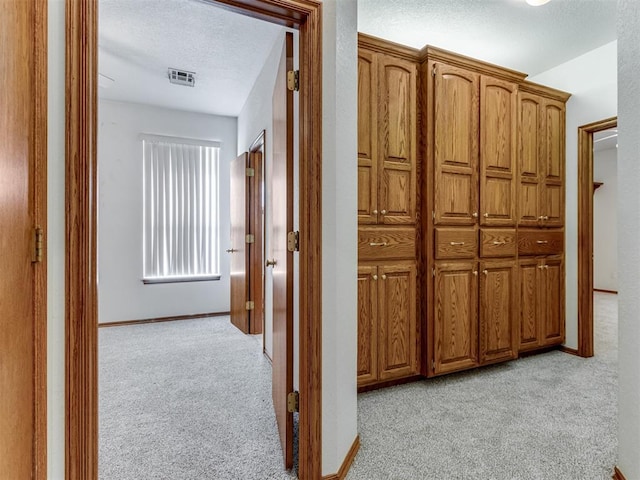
<box><xmin>577</xmin><ymin>116</ymin><xmax>617</xmax><ymax>358</ymax></box>
<box><xmin>64</xmin><ymin>0</ymin><xmax>323</xmax><ymax>478</ymax></box>
<box><xmin>249</xmin><ymin>131</ymin><xmax>266</xmax><ymax>336</ymax></box>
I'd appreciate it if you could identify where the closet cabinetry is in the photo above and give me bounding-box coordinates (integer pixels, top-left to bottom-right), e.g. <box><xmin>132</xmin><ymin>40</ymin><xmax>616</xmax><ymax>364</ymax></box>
<box><xmin>357</xmin><ymin>35</ymin><xmax>420</xmax><ymax>388</ymax></box>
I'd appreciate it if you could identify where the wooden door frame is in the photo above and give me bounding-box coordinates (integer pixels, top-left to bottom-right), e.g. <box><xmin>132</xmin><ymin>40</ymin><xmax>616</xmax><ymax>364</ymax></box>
<box><xmin>249</xmin><ymin>131</ymin><xmax>266</xmax><ymax>336</ymax></box>
<box><xmin>577</xmin><ymin>116</ymin><xmax>617</xmax><ymax>358</ymax></box>
<box><xmin>65</xmin><ymin>0</ymin><xmax>323</xmax><ymax>479</ymax></box>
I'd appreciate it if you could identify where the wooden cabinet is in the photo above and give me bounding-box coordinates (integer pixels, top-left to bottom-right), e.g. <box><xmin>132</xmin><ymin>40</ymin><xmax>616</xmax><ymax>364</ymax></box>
<box><xmin>518</xmin><ymin>256</ymin><xmax>565</xmax><ymax>352</ymax></box>
<box><xmin>357</xmin><ymin>261</ymin><xmax>418</xmax><ymax>386</ymax></box>
<box><xmin>358</xmin><ymin>47</ymin><xmax>417</xmax><ymax>225</ymax></box>
<box><xmin>517</xmin><ymin>86</ymin><xmax>567</xmax><ymax>228</ymax></box>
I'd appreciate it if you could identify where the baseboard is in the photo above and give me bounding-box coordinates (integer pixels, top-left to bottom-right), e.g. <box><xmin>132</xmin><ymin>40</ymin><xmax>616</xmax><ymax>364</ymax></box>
<box><xmin>559</xmin><ymin>346</ymin><xmax>580</xmax><ymax>357</ymax></box>
<box><xmin>322</xmin><ymin>435</ymin><xmax>360</xmax><ymax>480</ymax></box>
<box><xmin>613</xmin><ymin>466</ymin><xmax>627</xmax><ymax>480</ymax></box>
<box><xmin>595</xmin><ymin>288</ymin><xmax>618</xmax><ymax>294</ymax></box>
<box><xmin>98</xmin><ymin>311</ymin><xmax>230</xmax><ymax>327</ymax></box>
<box><xmin>358</xmin><ymin>375</ymin><xmax>423</xmax><ymax>393</ymax></box>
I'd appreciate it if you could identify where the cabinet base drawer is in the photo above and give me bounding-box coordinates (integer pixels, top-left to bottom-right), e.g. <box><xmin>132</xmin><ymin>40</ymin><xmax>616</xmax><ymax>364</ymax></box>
<box><xmin>480</xmin><ymin>228</ymin><xmax>517</xmax><ymax>257</ymax></box>
<box><xmin>435</xmin><ymin>227</ymin><xmax>477</xmax><ymax>259</ymax></box>
<box><xmin>358</xmin><ymin>227</ymin><xmax>416</xmax><ymax>260</ymax></box>
<box><xmin>518</xmin><ymin>230</ymin><xmax>564</xmax><ymax>255</ymax></box>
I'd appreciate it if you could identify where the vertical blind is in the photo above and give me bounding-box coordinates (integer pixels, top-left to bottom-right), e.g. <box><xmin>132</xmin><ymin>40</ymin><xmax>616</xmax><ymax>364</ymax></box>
<box><xmin>142</xmin><ymin>135</ymin><xmax>220</xmax><ymax>282</ymax></box>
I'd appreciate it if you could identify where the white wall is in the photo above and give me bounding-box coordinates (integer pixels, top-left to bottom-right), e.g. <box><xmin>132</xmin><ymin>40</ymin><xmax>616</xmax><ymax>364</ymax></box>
<box><xmin>47</xmin><ymin>0</ymin><xmax>65</xmax><ymax>477</ymax></box>
<box><xmin>322</xmin><ymin>0</ymin><xmax>359</xmax><ymax>475</ymax></box>
<box><xmin>617</xmin><ymin>1</ymin><xmax>640</xmax><ymax>477</ymax></box>
<box><xmin>237</xmin><ymin>33</ymin><xmax>285</xmax><ymax>359</ymax></box>
<box><xmin>97</xmin><ymin>100</ymin><xmax>236</xmax><ymax>323</ymax></box>
<box><xmin>593</xmin><ymin>147</ymin><xmax>618</xmax><ymax>292</ymax></box>
<box><xmin>529</xmin><ymin>40</ymin><xmax>617</xmax><ymax>350</ymax></box>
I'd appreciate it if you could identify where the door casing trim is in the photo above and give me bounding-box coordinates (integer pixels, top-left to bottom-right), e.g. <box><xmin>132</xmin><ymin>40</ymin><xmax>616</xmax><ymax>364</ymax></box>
<box><xmin>64</xmin><ymin>0</ymin><xmax>323</xmax><ymax>478</ymax></box>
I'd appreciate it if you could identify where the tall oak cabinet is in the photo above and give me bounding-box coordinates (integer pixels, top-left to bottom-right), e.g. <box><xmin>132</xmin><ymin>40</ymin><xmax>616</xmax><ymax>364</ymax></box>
<box><xmin>357</xmin><ymin>34</ymin><xmax>570</xmax><ymax>389</ymax></box>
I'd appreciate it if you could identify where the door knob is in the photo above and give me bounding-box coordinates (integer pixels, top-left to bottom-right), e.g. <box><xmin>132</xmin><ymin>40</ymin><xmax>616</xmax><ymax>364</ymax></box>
<box><xmin>226</xmin><ymin>248</ymin><xmax>237</xmax><ymax>253</ymax></box>
<box><xmin>266</xmin><ymin>259</ymin><xmax>277</xmax><ymax>267</ymax></box>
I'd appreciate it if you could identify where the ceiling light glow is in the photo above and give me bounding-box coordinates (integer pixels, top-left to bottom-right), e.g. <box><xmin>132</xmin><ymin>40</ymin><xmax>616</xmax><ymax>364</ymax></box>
<box><xmin>526</xmin><ymin>0</ymin><xmax>551</xmax><ymax>5</ymax></box>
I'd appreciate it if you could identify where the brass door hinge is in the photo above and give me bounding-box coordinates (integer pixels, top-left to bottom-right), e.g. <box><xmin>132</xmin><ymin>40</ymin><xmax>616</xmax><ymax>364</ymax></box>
<box><xmin>287</xmin><ymin>231</ymin><xmax>299</xmax><ymax>252</ymax></box>
<box><xmin>287</xmin><ymin>391</ymin><xmax>299</xmax><ymax>413</ymax></box>
<box><xmin>287</xmin><ymin>70</ymin><xmax>299</xmax><ymax>92</ymax></box>
<box><xmin>246</xmin><ymin>234</ymin><xmax>255</xmax><ymax>244</ymax></box>
<box><xmin>246</xmin><ymin>167</ymin><xmax>255</xmax><ymax>177</ymax></box>
<box><xmin>32</xmin><ymin>226</ymin><xmax>44</xmax><ymax>263</ymax></box>
<box><xmin>246</xmin><ymin>301</ymin><xmax>255</xmax><ymax>311</ymax></box>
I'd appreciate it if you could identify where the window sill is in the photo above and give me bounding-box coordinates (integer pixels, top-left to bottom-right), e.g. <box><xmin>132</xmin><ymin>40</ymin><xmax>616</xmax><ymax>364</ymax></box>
<box><xmin>142</xmin><ymin>275</ymin><xmax>221</xmax><ymax>285</ymax></box>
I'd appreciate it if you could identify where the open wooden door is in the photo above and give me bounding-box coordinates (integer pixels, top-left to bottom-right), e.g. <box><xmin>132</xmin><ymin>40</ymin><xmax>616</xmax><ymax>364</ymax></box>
<box><xmin>230</xmin><ymin>153</ymin><xmax>249</xmax><ymax>333</ymax></box>
<box><xmin>270</xmin><ymin>32</ymin><xmax>295</xmax><ymax>469</ymax></box>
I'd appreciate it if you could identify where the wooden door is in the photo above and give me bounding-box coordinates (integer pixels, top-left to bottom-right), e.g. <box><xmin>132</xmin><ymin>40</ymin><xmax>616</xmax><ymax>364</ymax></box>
<box><xmin>479</xmin><ymin>261</ymin><xmax>517</xmax><ymax>364</ymax></box>
<box><xmin>248</xmin><ymin>139</ymin><xmax>265</xmax><ymax>335</ymax></box>
<box><xmin>543</xmin><ymin>100</ymin><xmax>565</xmax><ymax>227</ymax></box>
<box><xmin>542</xmin><ymin>256</ymin><xmax>565</xmax><ymax>345</ymax></box>
<box><xmin>432</xmin><ymin>61</ymin><xmax>480</xmax><ymax>226</ymax></box>
<box><xmin>271</xmin><ymin>32</ymin><xmax>295</xmax><ymax>470</ymax></box>
<box><xmin>433</xmin><ymin>262</ymin><xmax>478</xmax><ymax>375</ymax></box>
<box><xmin>230</xmin><ymin>152</ymin><xmax>249</xmax><ymax>333</ymax></box>
<box><xmin>378</xmin><ymin>55</ymin><xmax>417</xmax><ymax>225</ymax></box>
<box><xmin>378</xmin><ymin>261</ymin><xmax>417</xmax><ymax>380</ymax></box>
<box><xmin>357</xmin><ymin>265</ymin><xmax>378</xmax><ymax>385</ymax></box>
<box><xmin>357</xmin><ymin>49</ymin><xmax>379</xmax><ymax>224</ymax></box>
<box><xmin>517</xmin><ymin>92</ymin><xmax>544</xmax><ymax>227</ymax></box>
<box><xmin>480</xmin><ymin>76</ymin><xmax>517</xmax><ymax>226</ymax></box>
<box><xmin>0</xmin><ymin>0</ymin><xmax>43</xmax><ymax>477</ymax></box>
<box><xmin>518</xmin><ymin>258</ymin><xmax>541</xmax><ymax>352</ymax></box>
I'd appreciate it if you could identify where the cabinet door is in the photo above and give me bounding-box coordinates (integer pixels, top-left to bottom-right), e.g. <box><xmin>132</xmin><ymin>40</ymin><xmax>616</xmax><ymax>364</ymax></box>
<box><xmin>479</xmin><ymin>261</ymin><xmax>517</xmax><ymax>363</ymax></box>
<box><xmin>542</xmin><ymin>256</ymin><xmax>564</xmax><ymax>346</ymax></box>
<box><xmin>432</xmin><ymin>61</ymin><xmax>480</xmax><ymax>226</ymax></box>
<box><xmin>480</xmin><ymin>76</ymin><xmax>517</xmax><ymax>226</ymax></box>
<box><xmin>378</xmin><ymin>55</ymin><xmax>417</xmax><ymax>224</ymax></box>
<box><xmin>357</xmin><ymin>265</ymin><xmax>378</xmax><ymax>385</ymax></box>
<box><xmin>518</xmin><ymin>258</ymin><xmax>542</xmax><ymax>352</ymax></box>
<box><xmin>542</xmin><ymin>100</ymin><xmax>565</xmax><ymax>227</ymax></box>
<box><xmin>433</xmin><ymin>262</ymin><xmax>479</xmax><ymax>374</ymax></box>
<box><xmin>357</xmin><ymin>50</ymin><xmax>379</xmax><ymax>224</ymax></box>
<box><xmin>378</xmin><ymin>262</ymin><xmax>418</xmax><ymax>380</ymax></box>
<box><xmin>517</xmin><ymin>92</ymin><xmax>544</xmax><ymax>226</ymax></box>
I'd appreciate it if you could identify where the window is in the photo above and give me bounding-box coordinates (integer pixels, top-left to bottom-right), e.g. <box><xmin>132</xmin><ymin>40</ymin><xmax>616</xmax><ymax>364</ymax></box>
<box><xmin>141</xmin><ymin>134</ymin><xmax>220</xmax><ymax>283</ymax></box>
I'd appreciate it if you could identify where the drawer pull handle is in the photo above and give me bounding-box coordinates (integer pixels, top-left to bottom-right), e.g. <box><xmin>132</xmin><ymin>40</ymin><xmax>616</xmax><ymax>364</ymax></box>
<box><xmin>492</xmin><ymin>241</ymin><xmax>506</xmax><ymax>245</ymax></box>
<box><xmin>450</xmin><ymin>241</ymin><xmax>465</xmax><ymax>246</ymax></box>
<box><xmin>536</xmin><ymin>240</ymin><xmax>549</xmax><ymax>244</ymax></box>
<box><xmin>369</xmin><ymin>242</ymin><xmax>388</xmax><ymax>247</ymax></box>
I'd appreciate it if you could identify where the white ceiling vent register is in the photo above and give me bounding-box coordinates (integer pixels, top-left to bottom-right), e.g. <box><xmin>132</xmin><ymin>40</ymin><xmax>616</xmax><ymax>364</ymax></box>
<box><xmin>168</xmin><ymin>68</ymin><xmax>196</xmax><ymax>87</ymax></box>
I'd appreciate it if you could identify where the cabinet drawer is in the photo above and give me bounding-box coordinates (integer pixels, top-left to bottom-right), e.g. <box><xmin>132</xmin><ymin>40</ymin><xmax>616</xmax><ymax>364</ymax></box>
<box><xmin>480</xmin><ymin>229</ymin><xmax>517</xmax><ymax>258</ymax></box>
<box><xmin>358</xmin><ymin>227</ymin><xmax>415</xmax><ymax>260</ymax></box>
<box><xmin>518</xmin><ymin>230</ymin><xmax>564</xmax><ymax>256</ymax></box>
<box><xmin>435</xmin><ymin>228</ymin><xmax>477</xmax><ymax>259</ymax></box>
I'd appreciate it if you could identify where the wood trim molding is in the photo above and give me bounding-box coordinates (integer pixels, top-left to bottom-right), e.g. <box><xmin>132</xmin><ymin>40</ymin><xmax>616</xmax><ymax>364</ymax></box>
<box><xmin>358</xmin><ymin>32</ymin><xmax>420</xmax><ymax>61</ymax></box>
<box><xmin>613</xmin><ymin>466</ymin><xmax>627</xmax><ymax>480</ymax></box>
<box><xmin>322</xmin><ymin>436</ymin><xmax>360</xmax><ymax>480</ymax></box>
<box><xmin>65</xmin><ymin>1</ymin><xmax>323</xmax><ymax>479</ymax></box>
<box><xmin>98</xmin><ymin>312</ymin><xmax>230</xmax><ymax>328</ymax></box>
<box><xmin>519</xmin><ymin>80</ymin><xmax>571</xmax><ymax>102</ymax></box>
<box><xmin>34</xmin><ymin>0</ymin><xmax>49</xmax><ymax>477</ymax></box>
<box><xmin>577</xmin><ymin>116</ymin><xmax>617</xmax><ymax>360</ymax></box>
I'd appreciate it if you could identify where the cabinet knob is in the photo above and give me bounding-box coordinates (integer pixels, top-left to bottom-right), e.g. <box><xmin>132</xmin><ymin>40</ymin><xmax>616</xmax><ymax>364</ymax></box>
<box><xmin>543</xmin><ymin>215</ymin><xmax>549</xmax><ymax>220</ymax></box>
<box><xmin>544</xmin><ymin>265</ymin><xmax>549</xmax><ymax>269</ymax></box>
<box><xmin>483</xmin><ymin>270</ymin><xmax>488</xmax><ymax>275</ymax></box>
<box><xmin>372</xmin><ymin>209</ymin><xmax>378</xmax><ymax>215</ymax></box>
<box><xmin>473</xmin><ymin>270</ymin><xmax>478</xmax><ymax>276</ymax></box>
<box><xmin>538</xmin><ymin>215</ymin><xmax>544</xmax><ymax>220</ymax></box>
<box><xmin>266</xmin><ymin>259</ymin><xmax>277</xmax><ymax>267</ymax></box>
<box><xmin>483</xmin><ymin>213</ymin><xmax>489</xmax><ymax>218</ymax></box>
<box><xmin>372</xmin><ymin>274</ymin><xmax>378</xmax><ymax>280</ymax></box>
<box><xmin>381</xmin><ymin>274</ymin><xmax>387</xmax><ymax>280</ymax></box>
<box><xmin>380</xmin><ymin>209</ymin><xmax>387</xmax><ymax>215</ymax></box>
<box><xmin>538</xmin><ymin>265</ymin><xmax>545</xmax><ymax>269</ymax></box>
<box><xmin>472</xmin><ymin>212</ymin><xmax>478</xmax><ymax>218</ymax></box>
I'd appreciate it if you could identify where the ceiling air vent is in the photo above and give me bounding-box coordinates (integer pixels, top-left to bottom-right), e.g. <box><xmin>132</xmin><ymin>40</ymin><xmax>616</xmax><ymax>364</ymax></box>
<box><xmin>168</xmin><ymin>68</ymin><xmax>196</xmax><ymax>87</ymax></box>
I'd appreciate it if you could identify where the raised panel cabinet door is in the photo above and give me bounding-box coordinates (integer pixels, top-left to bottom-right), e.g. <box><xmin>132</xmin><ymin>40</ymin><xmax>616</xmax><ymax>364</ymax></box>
<box><xmin>432</xmin><ymin>61</ymin><xmax>480</xmax><ymax>226</ymax></box>
<box><xmin>378</xmin><ymin>262</ymin><xmax>418</xmax><ymax>380</ymax></box>
<box><xmin>357</xmin><ymin>265</ymin><xmax>379</xmax><ymax>385</ymax></box>
<box><xmin>433</xmin><ymin>262</ymin><xmax>479</xmax><ymax>375</ymax></box>
<box><xmin>543</xmin><ymin>99</ymin><xmax>566</xmax><ymax>227</ymax></box>
<box><xmin>542</xmin><ymin>256</ymin><xmax>565</xmax><ymax>346</ymax></box>
<box><xmin>480</xmin><ymin>76</ymin><xmax>517</xmax><ymax>226</ymax></box>
<box><xmin>378</xmin><ymin>55</ymin><xmax>417</xmax><ymax>224</ymax></box>
<box><xmin>479</xmin><ymin>261</ymin><xmax>517</xmax><ymax>364</ymax></box>
<box><xmin>517</xmin><ymin>92</ymin><xmax>544</xmax><ymax>226</ymax></box>
<box><xmin>358</xmin><ymin>49</ymin><xmax>379</xmax><ymax>224</ymax></box>
<box><xmin>518</xmin><ymin>258</ymin><xmax>542</xmax><ymax>352</ymax></box>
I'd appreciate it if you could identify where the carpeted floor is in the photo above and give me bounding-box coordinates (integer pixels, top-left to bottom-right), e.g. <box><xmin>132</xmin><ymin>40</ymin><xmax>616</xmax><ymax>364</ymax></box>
<box><xmin>99</xmin><ymin>293</ymin><xmax>618</xmax><ymax>479</ymax></box>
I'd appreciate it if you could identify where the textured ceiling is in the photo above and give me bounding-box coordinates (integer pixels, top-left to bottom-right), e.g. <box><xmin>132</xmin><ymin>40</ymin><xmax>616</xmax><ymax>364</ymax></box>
<box><xmin>98</xmin><ymin>0</ymin><xmax>284</xmax><ymax>116</ymax></box>
<box><xmin>358</xmin><ymin>0</ymin><xmax>617</xmax><ymax>76</ymax></box>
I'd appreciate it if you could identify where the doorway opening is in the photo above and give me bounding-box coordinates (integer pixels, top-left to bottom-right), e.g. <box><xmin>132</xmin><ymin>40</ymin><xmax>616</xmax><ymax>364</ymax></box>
<box><xmin>577</xmin><ymin>116</ymin><xmax>617</xmax><ymax>358</ymax></box>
